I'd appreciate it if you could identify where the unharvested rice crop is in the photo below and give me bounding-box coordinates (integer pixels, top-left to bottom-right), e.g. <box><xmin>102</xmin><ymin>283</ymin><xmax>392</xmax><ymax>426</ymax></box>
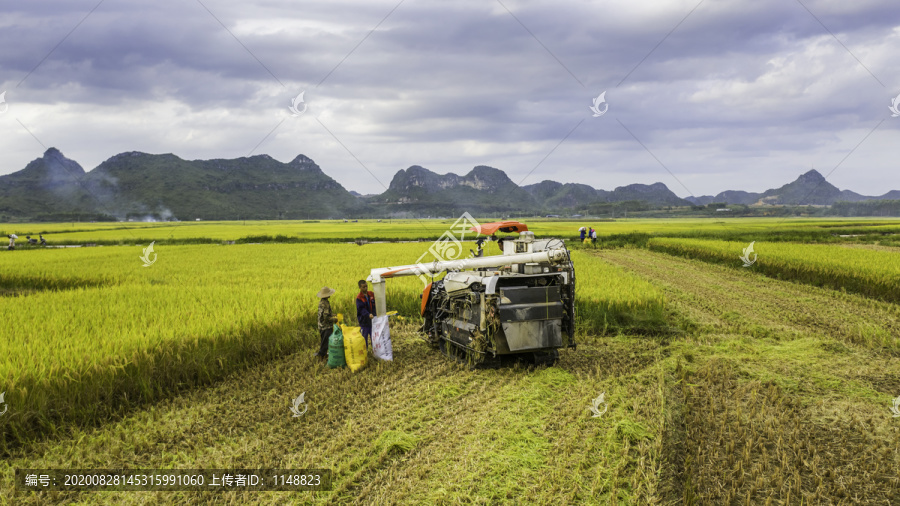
<box><xmin>0</xmin><ymin>243</ymin><xmax>424</xmax><ymax>450</ymax></box>
<box><xmin>570</xmin><ymin>250</ymin><xmax>666</xmax><ymax>333</ymax></box>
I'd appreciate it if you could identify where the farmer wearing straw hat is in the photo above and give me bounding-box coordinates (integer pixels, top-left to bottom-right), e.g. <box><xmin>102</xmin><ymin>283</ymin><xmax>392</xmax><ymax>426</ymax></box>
<box><xmin>315</xmin><ymin>286</ymin><xmax>338</xmax><ymax>361</ymax></box>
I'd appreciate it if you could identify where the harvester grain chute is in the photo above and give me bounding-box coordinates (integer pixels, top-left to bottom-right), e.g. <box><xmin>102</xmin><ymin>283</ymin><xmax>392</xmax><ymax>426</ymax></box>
<box><xmin>367</xmin><ymin>221</ymin><xmax>576</xmax><ymax>366</ymax></box>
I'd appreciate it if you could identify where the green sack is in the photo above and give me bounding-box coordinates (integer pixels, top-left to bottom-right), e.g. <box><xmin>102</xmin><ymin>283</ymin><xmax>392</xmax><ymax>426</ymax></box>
<box><xmin>327</xmin><ymin>324</ymin><xmax>347</xmax><ymax>369</ymax></box>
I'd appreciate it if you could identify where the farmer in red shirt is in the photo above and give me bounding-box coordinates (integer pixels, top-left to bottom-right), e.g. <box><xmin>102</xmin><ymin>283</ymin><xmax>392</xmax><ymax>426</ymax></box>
<box><xmin>356</xmin><ymin>279</ymin><xmax>376</xmax><ymax>348</ymax></box>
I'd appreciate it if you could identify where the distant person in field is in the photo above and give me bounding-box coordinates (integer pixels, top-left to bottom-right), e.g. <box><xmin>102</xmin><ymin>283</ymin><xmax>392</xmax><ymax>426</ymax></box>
<box><xmin>26</xmin><ymin>235</ymin><xmax>37</xmax><ymax>245</ymax></box>
<box><xmin>356</xmin><ymin>279</ymin><xmax>376</xmax><ymax>348</ymax></box>
<box><xmin>40</xmin><ymin>234</ymin><xmax>47</xmax><ymax>245</ymax></box>
<box><xmin>315</xmin><ymin>286</ymin><xmax>338</xmax><ymax>361</ymax></box>
<box><xmin>7</xmin><ymin>234</ymin><xmax>16</xmax><ymax>250</ymax></box>
<box><xmin>580</xmin><ymin>227</ymin><xmax>586</xmax><ymax>241</ymax></box>
<box><xmin>496</xmin><ymin>235</ymin><xmax>508</xmax><ymax>253</ymax></box>
<box><xmin>471</xmin><ymin>236</ymin><xmax>488</xmax><ymax>258</ymax></box>
<box><xmin>591</xmin><ymin>228</ymin><xmax>597</xmax><ymax>245</ymax></box>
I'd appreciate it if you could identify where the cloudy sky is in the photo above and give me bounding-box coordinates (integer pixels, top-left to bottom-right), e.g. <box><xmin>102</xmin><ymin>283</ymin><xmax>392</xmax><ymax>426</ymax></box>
<box><xmin>1</xmin><ymin>0</ymin><xmax>898</xmax><ymax>197</ymax></box>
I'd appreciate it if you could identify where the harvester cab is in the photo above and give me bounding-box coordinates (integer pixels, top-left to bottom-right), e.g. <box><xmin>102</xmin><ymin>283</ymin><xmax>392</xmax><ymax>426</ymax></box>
<box><xmin>367</xmin><ymin>221</ymin><xmax>576</xmax><ymax>366</ymax></box>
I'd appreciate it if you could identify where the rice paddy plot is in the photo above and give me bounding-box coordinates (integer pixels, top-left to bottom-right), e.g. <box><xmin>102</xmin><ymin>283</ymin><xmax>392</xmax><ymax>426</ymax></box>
<box><xmin>0</xmin><ymin>243</ymin><xmax>429</xmax><ymax>451</ymax></box>
<box><xmin>2</xmin><ymin>219</ymin><xmax>899</xmax><ymax>504</ymax></box>
<box><xmin>570</xmin><ymin>250</ymin><xmax>667</xmax><ymax>334</ymax></box>
<box><xmin>6</xmin><ymin>217</ymin><xmax>899</xmax><ymax>246</ymax></box>
<box><xmin>0</xmin><ymin>240</ymin><xmax>661</xmax><ymax>454</ymax></box>
<box><xmin>648</xmin><ymin>237</ymin><xmax>900</xmax><ymax>303</ymax></box>
<box><xmin>599</xmin><ymin>249</ymin><xmax>900</xmax><ymax>503</ymax></box>
<box><xmin>1</xmin><ymin>325</ymin><xmax>669</xmax><ymax>505</ymax></box>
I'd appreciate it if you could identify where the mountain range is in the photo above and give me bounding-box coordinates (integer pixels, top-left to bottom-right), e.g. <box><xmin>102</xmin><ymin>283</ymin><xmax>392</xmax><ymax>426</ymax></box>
<box><xmin>0</xmin><ymin>148</ymin><xmax>897</xmax><ymax>220</ymax></box>
<box><xmin>685</xmin><ymin>170</ymin><xmax>900</xmax><ymax>206</ymax></box>
<box><xmin>0</xmin><ymin>148</ymin><xmax>362</xmax><ymax>220</ymax></box>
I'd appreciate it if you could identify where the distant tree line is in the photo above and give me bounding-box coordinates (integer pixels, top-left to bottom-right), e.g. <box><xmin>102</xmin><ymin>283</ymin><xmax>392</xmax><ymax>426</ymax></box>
<box><xmin>829</xmin><ymin>200</ymin><xmax>900</xmax><ymax>217</ymax></box>
<box><xmin>584</xmin><ymin>200</ymin><xmax>651</xmax><ymax>215</ymax></box>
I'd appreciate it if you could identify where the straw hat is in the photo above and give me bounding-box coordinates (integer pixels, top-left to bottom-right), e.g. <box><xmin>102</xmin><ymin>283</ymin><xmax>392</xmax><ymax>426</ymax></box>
<box><xmin>316</xmin><ymin>286</ymin><xmax>336</xmax><ymax>298</ymax></box>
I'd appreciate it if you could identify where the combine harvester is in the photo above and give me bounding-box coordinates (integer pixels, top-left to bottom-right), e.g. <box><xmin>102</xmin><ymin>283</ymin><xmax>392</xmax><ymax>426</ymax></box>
<box><xmin>367</xmin><ymin>221</ymin><xmax>576</xmax><ymax>366</ymax></box>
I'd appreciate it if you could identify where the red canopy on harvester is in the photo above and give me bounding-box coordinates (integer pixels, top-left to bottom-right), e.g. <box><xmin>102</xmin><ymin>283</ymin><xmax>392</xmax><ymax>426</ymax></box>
<box><xmin>470</xmin><ymin>221</ymin><xmax>529</xmax><ymax>235</ymax></box>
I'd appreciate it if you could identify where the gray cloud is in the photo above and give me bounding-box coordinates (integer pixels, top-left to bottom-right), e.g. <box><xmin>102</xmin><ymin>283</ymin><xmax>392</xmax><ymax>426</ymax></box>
<box><xmin>1</xmin><ymin>0</ymin><xmax>898</xmax><ymax>198</ymax></box>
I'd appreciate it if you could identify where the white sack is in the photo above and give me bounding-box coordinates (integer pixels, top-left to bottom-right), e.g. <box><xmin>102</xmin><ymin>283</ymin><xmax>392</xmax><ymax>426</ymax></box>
<box><xmin>372</xmin><ymin>315</ymin><xmax>393</xmax><ymax>361</ymax></box>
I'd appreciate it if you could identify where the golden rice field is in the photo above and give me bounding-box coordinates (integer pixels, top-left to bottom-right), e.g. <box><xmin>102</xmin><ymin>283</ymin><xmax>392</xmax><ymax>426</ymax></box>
<box><xmin>1</xmin><ymin>218</ymin><xmax>899</xmax><ymax>504</ymax></box>
<box><xmin>4</xmin><ymin>216</ymin><xmax>899</xmax><ymax>245</ymax></box>
<box><xmin>569</xmin><ymin>250</ymin><xmax>665</xmax><ymax>333</ymax></box>
<box><xmin>0</xmin><ymin>241</ymin><xmax>664</xmax><ymax>455</ymax></box>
